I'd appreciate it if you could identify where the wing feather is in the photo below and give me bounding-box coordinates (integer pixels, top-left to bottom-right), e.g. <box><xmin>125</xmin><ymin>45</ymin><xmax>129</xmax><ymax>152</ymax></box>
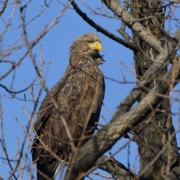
<box><xmin>32</xmin><ymin>55</ymin><xmax>105</xmax><ymax>179</ymax></box>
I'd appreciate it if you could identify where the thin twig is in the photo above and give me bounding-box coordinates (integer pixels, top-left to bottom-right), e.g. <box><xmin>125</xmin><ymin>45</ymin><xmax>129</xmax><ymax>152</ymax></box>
<box><xmin>0</xmin><ymin>80</ymin><xmax>35</xmax><ymax>95</ymax></box>
<box><xmin>0</xmin><ymin>96</ymin><xmax>18</xmax><ymax>180</ymax></box>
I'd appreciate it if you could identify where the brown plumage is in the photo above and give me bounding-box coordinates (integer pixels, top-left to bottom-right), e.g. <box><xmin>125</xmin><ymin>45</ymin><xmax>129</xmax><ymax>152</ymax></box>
<box><xmin>31</xmin><ymin>33</ymin><xmax>105</xmax><ymax>180</ymax></box>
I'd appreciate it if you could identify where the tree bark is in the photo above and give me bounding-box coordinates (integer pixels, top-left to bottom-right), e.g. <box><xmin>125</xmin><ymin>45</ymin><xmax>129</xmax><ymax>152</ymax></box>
<box><xmin>130</xmin><ymin>1</ymin><xmax>179</xmax><ymax>179</ymax></box>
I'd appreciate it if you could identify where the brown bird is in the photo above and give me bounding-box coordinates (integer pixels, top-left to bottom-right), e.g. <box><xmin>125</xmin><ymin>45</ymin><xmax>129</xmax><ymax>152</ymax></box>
<box><xmin>31</xmin><ymin>33</ymin><xmax>105</xmax><ymax>180</ymax></box>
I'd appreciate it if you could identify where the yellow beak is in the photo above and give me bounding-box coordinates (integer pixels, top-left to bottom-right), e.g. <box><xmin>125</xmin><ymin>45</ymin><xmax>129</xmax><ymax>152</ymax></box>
<box><xmin>90</xmin><ymin>41</ymin><xmax>102</xmax><ymax>51</ymax></box>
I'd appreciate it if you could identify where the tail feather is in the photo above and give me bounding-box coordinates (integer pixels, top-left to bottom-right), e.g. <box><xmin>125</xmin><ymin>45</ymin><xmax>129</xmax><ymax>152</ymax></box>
<box><xmin>37</xmin><ymin>160</ymin><xmax>60</xmax><ymax>180</ymax></box>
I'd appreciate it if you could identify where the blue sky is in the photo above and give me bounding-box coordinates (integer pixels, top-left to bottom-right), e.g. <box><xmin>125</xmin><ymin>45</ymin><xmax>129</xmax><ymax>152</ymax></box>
<box><xmin>0</xmin><ymin>0</ymin><xmax>180</xmax><ymax>179</ymax></box>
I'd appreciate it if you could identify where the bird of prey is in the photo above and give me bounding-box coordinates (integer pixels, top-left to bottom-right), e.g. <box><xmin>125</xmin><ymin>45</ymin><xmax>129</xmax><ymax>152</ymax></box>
<box><xmin>31</xmin><ymin>33</ymin><xmax>105</xmax><ymax>180</ymax></box>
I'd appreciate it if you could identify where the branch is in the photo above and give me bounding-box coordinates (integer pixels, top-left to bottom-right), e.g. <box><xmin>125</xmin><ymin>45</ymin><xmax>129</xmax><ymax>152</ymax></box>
<box><xmin>117</xmin><ymin>0</ymin><xmax>134</xmax><ymax>44</ymax></box>
<box><xmin>0</xmin><ymin>80</ymin><xmax>35</xmax><ymax>95</ymax></box>
<box><xmin>96</xmin><ymin>156</ymin><xmax>135</xmax><ymax>180</ymax></box>
<box><xmin>104</xmin><ymin>75</ymin><xmax>136</xmax><ymax>84</ymax></box>
<box><xmin>71</xmin><ymin>1</ymin><xmax>137</xmax><ymax>51</ymax></box>
<box><xmin>0</xmin><ymin>0</ymin><xmax>8</xmax><ymax>16</ymax></box>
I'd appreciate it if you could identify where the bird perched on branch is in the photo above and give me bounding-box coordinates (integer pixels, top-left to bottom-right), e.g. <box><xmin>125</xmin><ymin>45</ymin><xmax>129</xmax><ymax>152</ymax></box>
<box><xmin>31</xmin><ymin>33</ymin><xmax>105</xmax><ymax>180</ymax></box>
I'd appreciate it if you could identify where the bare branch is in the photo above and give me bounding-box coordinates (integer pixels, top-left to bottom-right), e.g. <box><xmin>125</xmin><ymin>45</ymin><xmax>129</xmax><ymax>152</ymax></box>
<box><xmin>0</xmin><ymin>0</ymin><xmax>8</xmax><ymax>16</ymax></box>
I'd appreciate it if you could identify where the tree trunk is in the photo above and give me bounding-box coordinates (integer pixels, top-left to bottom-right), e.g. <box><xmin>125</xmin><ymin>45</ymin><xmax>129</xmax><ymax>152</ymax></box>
<box><xmin>130</xmin><ymin>0</ymin><xmax>179</xmax><ymax>179</ymax></box>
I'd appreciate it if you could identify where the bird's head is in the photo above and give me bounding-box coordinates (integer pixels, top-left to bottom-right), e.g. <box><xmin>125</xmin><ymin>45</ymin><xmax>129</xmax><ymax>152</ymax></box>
<box><xmin>70</xmin><ymin>33</ymin><xmax>102</xmax><ymax>54</ymax></box>
<box><xmin>69</xmin><ymin>33</ymin><xmax>104</xmax><ymax>66</ymax></box>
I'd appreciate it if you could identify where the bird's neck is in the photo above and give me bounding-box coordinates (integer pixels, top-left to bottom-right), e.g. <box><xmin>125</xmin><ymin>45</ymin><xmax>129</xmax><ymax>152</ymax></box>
<box><xmin>69</xmin><ymin>50</ymin><xmax>103</xmax><ymax>67</ymax></box>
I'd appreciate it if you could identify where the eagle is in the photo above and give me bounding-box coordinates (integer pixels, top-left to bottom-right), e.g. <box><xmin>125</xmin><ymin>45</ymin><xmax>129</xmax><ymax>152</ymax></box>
<box><xmin>31</xmin><ymin>33</ymin><xmax>105</xmax><ymax>180</ymax></box>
